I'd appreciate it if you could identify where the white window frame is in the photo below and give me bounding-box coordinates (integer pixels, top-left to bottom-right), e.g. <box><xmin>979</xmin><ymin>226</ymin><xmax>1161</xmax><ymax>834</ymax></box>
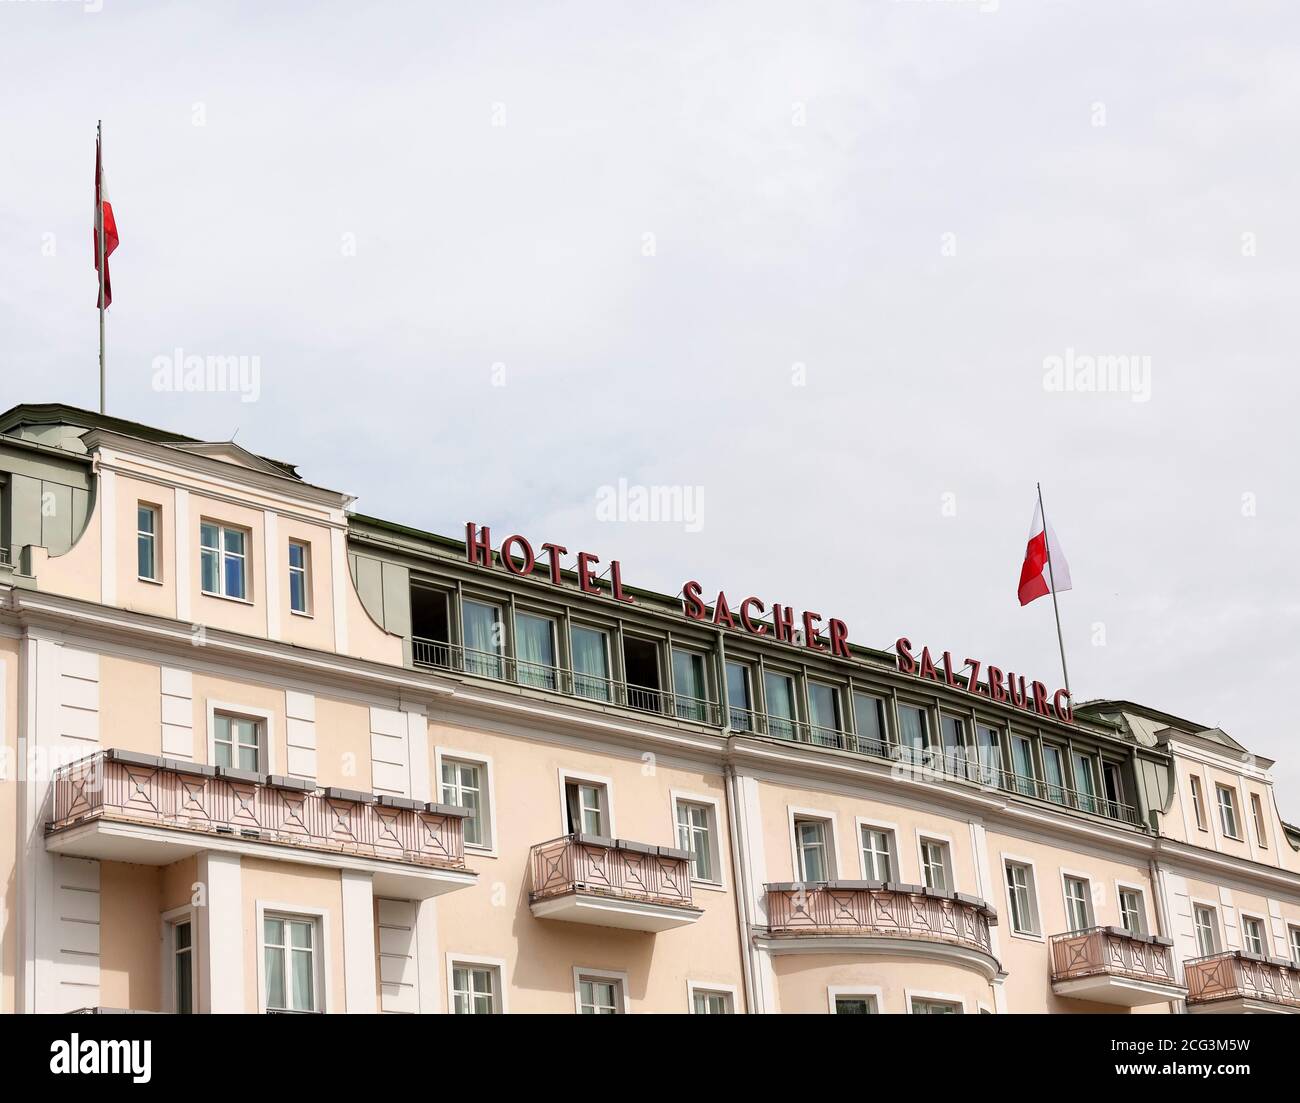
<box><xmin>137</xmin><ymin>502</ymin><xmax>162</xmax><ymax>583</ymax></box>
<box><xmin>1188</xmin><ymin>773</ymin><xmax>1208</xmax><ymax>831</ymax></box>
<box><xmin>1216</xmin><ymin>783</ymin><xmax>1241</xmax><ymax>840</ymax></box>
<box><xmin>1249</xmin><ymin>792</ymin><xmax>1268</xmax><ymax>849</ymax></box>
<box><xmin>827</xmin><ymin>984</ymin><xmax>884</xmax><ymax>1014</ymax></box>
<box><xmin>206</xmin><ymin>700</ymin><xmax>276</xmax><ymax>774</ymax></box>
<box><xmin>1239</xmin><ymin>912</ymin><xmax>1267</xmax><ymax>957</ymax></box>
<box><xmin>558</xmin><ymin>769</ymin><xmax>614</xmax><ymax>837</ymax></box>
<box><xmin>436</xmin><ymin>747</ymin><xmax>497</xmax><ymax>855</ymax></box>
<box><xmin>199</xmin><ymin>519</ymin><xmax>252</xmax><ymax>602</ymax></box>
<box><xmin>1192</xmin><ymin>901</ymin><xmax>1221</xmax><ymax>957</ymax></box>
<box><xmin>787</xmin><ymin>806</ymin><xmax>838</xmax><ymax>882</ymax></box>
<box><xmin>855</xmin><ymin>816</ymin><xmax>899</xmax><ymax>883</ymax></box>
<box><xmin>671</xmin><ymin>790</ymin><xmax>725</xmax><ymax>889</ymax></box>
<box><xmin>1288</xmin><ymin>925</ymin><xmax>1300</xmax><ymax>966</ymax></box>
<box><xmin>1001</xmin><ymin>854</ymin><xmax>1042</xmax><ymax>939</ymax></box>
<box><xmin>573</xmin><ymin>966</ymin><xmax>629</xmax><ymax>1014</ymax></box>
<box><xmin>687</xmin><ymin>980</ymin><xmax>738</xmax><ymax>1014</ymax></box>
<box><xmin>445</xmin><ymin>952</ymin><xmax>507</xmax><ymax>1014</ymax></box>
<box><xmin>288</xmin><ymin>539</ymin><xmax>312</xmax><ymax>616</ymax></box>
<box><xmin>255</xmin><ymin>900</ymin><xmax>332</xmax><ymax>1015</ymax></box>
<box><xmin>160</xmin><ymin>904</ymin><xmax>198</xmax><ymax>1014</ymax></box>
<box><xmin>1115</xmin><ymin>882</ymin><xmax>1148</xmax><ymax>937</ymax></box>
<box><xmin>917</xmin><ymin>833</ymin><xmax>954</xmax><ymax>893</ymax></box>
<box><xmin>906</xmin><ymin>989</ymin><xmax>966</xmax><ymax>1014</ymax></box>
<box><xmin>1060</xmin><ymin>871</ymin><xmax>1095</xmax><ymax>932</ymax></box>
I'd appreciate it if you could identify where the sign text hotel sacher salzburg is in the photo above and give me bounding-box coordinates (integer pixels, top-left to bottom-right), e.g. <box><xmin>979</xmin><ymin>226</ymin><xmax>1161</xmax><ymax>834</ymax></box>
<box><xmin>464</xmin><ymin>523</ymin><xmax>1074</xmax><ymax>724</ymax></box>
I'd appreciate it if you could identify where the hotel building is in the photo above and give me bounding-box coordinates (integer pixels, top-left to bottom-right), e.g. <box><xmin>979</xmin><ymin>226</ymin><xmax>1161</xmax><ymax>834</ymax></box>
<box><xmin>2</xmin><ymin>402</ymin><xmax>1298</xmax><ymax>1015</ymax></box>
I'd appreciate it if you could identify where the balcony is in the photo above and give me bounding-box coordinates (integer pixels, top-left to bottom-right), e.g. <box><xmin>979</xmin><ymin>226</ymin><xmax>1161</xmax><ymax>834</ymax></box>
<box><xmin>758</xmin><ymin>882</ymin><xmax>1001</xmax><ymax>979</ymax></box>
<box><xmin>1185</xmin><ymin>951</ymin><xmax>1300</xmax><ymax>1013</ymax></box>
<box><xmin>1049</xmin><ymin>926</ymin><xmax>1185</xmax><ymax>1006</ymax></box>
<box><xmin>528</xmin><ymin>833</ymin><xmax>703</xmax><ymax>932</ymax></box>
<box><xmin>46</xmin><ymin>750</ymin><xmax>476</xmax><ymax>899</ymax></box>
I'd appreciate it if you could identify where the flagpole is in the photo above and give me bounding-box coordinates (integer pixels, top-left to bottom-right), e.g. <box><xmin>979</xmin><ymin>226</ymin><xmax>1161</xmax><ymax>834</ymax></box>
<box><xmin>1037</xmin><ymin>481</ymin><xmax>1071</xmax><ymax>703</ymax></box>
<box><xmin>97</xmin><ymin>120</ymin><xmax>106</xmax><ymax>415</ymax></box>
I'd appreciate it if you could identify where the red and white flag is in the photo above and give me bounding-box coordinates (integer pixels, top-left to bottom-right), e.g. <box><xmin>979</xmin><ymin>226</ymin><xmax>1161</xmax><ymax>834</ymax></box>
<box><xmin>94</xmin><ymin>133</ymin><xmax>119</xmax><ymax>308</ymax></box>
<box><xmin>1017</xmin><ymin>498</ymin><xmax>1071</xmax><ymax>606</ymax></box>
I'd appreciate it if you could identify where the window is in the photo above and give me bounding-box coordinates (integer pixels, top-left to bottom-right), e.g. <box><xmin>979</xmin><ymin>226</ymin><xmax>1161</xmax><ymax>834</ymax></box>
<box><xmin>1242</xmin><ymin>915</ymin><xmax>1265</xmax><ymax>957</ymax></box>
<box><xmin>1119</xmin><ymin>889</ymin><xmax>1145</xmax><ymax>936</ymax></box>
<box><xmin>795</xmin><ymin>818</ymin><xmax>831</xmax><ymax>882</ymax></box>
<box><xmin>565</xmin><ymin>779</ymin><xmax>608</xmax><ymax>836</ymax></box>
<box><xmin>852</xmin><ymin>692</ymin><xmax>886</xmax><ymax>754</ymax></box>
<box><xmin>691</xmin><ymin>988</ymin><xmax>733</xmax><ymax>1014</ymax></box>
<box><xmin>263</xmin><ymin>915</ymin><xmax>319</xmax><ymax>1013</ymax></box>
<box><xmin>451</xmin><ymin>962</ymin><xmax>500</xmax><ymax>1014</ymax></box>
<box><xmin>1011</xmin><ymin>736</ymin><xmax>1038</xmax><ymax>797</ymax></box>
<box><xmin>1102</xmin><ymin>762</ymin><xmax>1125</xmax><ymax>816</ymax></box>
<box><xmin>1004</xmin><ymin>862</ymin><xmax>1039</xmax><ymax>936</ymax></box>
<box><xmin>860</xmin><ymin>826</ymin><xmax>894</xmax><ymax>882</ymax></box>
<box><xmin>571</xmin><ymin>625</ymin><xmax>611</xmax><ymax>702</ymax></box>
<box><xmin>1290</xmin><ymin>926</ymin><xmax>1300</xmax><ymax>966</ymax></box>
<box><xmin>807</xmin><ymin>682</ymin><xmax>842</xmax><ymax>747</ymax></box>
<box><xmin>1063</xmin><ymin>876</ymin><xmax>1092</xmax><ymax>931</ymax></box>
<box><xmin>462</xmin><ymin>599</ymin><xmax>504</xmax><ymax>678</ymax></box>
<box><xmin>920</xmin><ymin>839</ymin><xmax>950</xmax><ymax>892</ymax></box>
<box><xmin>137</xmin><ymin>504</ymin><xmax>159</xmax><ymax>581</ymax></box>
<box><xmin>1189</xmin><ymin>775</ymin><xmax>1208</xmax><ymax>830</ymax></box>
<box><xmin>577</xmin><ymin>974</ymin><xmax>622</xmax><ymax>1014</ymax></box>
<box><xmin>898</xmin><ymin>704</ymin><xmax>928</xmax><ymax>763</ymax></box>
<box><xmin>974</xmin><ymin>725</ymin><xmax>1001</xmax><ymax>785</ymax></box>
<box><xmin>515</xmin><ymin>612</ymin><xmax>558</xmax><ymax>690</ymax></box>
<box><xmin>214</xmin><ymin>713</ymin><xmax>263</xmax><ymax>772</ymax></box>
<box><xmin>834</xmin><ymin>995</ymin><xmax>878</xmax><ymax>1014</ymax></box>
<box><xmin>764</xmin><ymin>671</ymin><xmax>797</xmax><ymax>740</ymax></box>
<box><xmin>940</xmin><ymin>716</ymin><xmax>968</xmax><ymax>777</ymax></box>
<box><xmin>726</xmin><ymin>662</ymin><xmax>753</xmax><ymax>730</ymax></box>
<box><xmin>1216</xmin><ymin>785</ymin><xmax>1240</xmax><ymax>839</ymax></box>
<box><xmin>676</xmin><ymin>800</ymin><xmax>718</xmax><ymax>882</ymax></box>
<box><xmin>441</xmin><ymin>759</ymin><xmax>485</xmax><ymax>846</ymax></box>
<box><xmin>288</xmin><ymin>540</ymin><xmax>310</xmax><ymax>614</ymax></box>
<box><xmin>672</xmin><ymin>649</ymin><xmax>710</xmax><ymax>722</ymax></box>
<box><xmin>1193</xmin><ymin>905</ymin><xmax>1219</xmax><ymax>957</ymax></box>
<box><xmin>200</xmin><ymin>521</ymin><xmax>247</xmax><ymax>600</ymax></box>
<box><xmin>1072</xmin><ymin>753</ymin><xmax>1099</xmax><ymax>814</ymax></box>
<box><xmin>911</xmin><ymin>997</ymin><xmax>961</xmax><ymax>1014</ymax></box>
<box><xmin>1042</xmin><ymin>744</ymin><xmax>1066</xmax><ymax>804</ymax></box>
<box><xmin>1250</xmin><ymin>793</ymin><xmax>1268</xmax><ymax>848</ymax></box>
<box><xmin>171</xmin><ymin>918</ymin><xmax>194</xmax><ymax>1014</ymax></box>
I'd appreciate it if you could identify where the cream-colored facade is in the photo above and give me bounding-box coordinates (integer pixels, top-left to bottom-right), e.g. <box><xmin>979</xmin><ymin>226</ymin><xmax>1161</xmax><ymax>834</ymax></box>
<box><xmin>2</xmin><ymin>403</ymin><xmax>1299</xmax><ymax>1015</ymax></box>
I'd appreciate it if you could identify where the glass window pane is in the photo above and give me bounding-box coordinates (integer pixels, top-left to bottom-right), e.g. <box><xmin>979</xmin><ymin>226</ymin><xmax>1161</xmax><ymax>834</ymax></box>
<box><xmin>516</xmin><ymin>613</ymin><xmax>557</xmax><ymax>689</ymax></box>
<box><xmin>898</xmin><ymin>705</ymin><xmax>926</xmax><ymax>760</ymax></box>
<box><xmin>224</xmin><ymin>553</ymin><xmax>245</xmax><ymax>600</ymax></box>
<box><xmin>764</xmin><ymin>673</ymin><xmax>795</xmax><ymax>739</ymax></box>
<box><xmin>291</xmin><ymin>948</ymin><xmax>314</xmax><ymax>1011</ymax></box>
<box><xmin>201</xmin><ymin>547</ymin><xmax>219</xmax><ymax>593</ymax></box>
<box><xmin>726</xmin><ymin>663</ymin><xmax>751</xmax><ymax>729</ymax></box>
<box><xmin>223</xmin><ymin>528</ymin><xmax>245</xmax><ymax>556</ymax></box>
<box><xmin>571</xmin><ymin>626</ymin><xmax>611</xmax><ymax>701</ymax></box>
<box><xmin>201</xmin><ymin>522</ymin><xmax>219</xmax><ymax>550</ymax></box>
<box><xmin>808</xmin><ymin>684</ymin><xmax>840</xmax><ymax>746</ymax></box>
<box><xmin>853</xmin><ymin>693</ymin><xmax>884</xmax><ymax>752</ymax></box>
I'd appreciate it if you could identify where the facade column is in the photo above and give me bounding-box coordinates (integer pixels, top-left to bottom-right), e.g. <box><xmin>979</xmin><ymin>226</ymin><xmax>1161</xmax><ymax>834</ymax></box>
<box><xmin>340</xmin><ymin>870</ymin><xmax>378</xmax><ymax>1013</ymax></box>
<box><xmin>198</xmin><ymin>851</ymin><xmax>244</xmax><ymax>1013</ymax></box>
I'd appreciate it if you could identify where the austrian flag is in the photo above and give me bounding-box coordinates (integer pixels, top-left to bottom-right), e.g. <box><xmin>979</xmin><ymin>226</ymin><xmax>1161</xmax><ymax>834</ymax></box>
<box><xmin>1017</xmin><ymin>498</ymin><xmax>1072</xmax><ymax>606</ymax></box>
<box><xmin>94</xmin><ymin>133</ymin><xmax>119</xmax><ymax>308</ymax></box>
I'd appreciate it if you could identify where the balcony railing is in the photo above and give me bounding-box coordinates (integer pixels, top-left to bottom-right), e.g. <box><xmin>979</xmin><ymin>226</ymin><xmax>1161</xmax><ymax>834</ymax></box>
<box><xmin>47</xmin><ymin>750</ymin><xmax>469</xmax><ymax>871</ymax></box>
<box><xmin>412</xmin><ymin>638</ymin><xmax>723</xmax><ymax>726</ymax></box>
<box><xmin>1050</xmin><ymin>926</ymin><xmax>1180</xmax><ymax>987</ymax></box>
<box><xmin>1185</xmin><ymin>950</ymin><xmax>1300</xmax><ymax>1011</ymax></box>
<box><xmin>413</xmin><ymin>640</ymin><xmax>1142</xmax><ymax>829</ymax></box>
<box><xmin>763</xmin><ymin>882</ymin><xmax>997</xmax><ymax>959</ymax></box>
<box><xmin>529</xmin><ymin>833</ymin><xmax>695</xmax><ymax>909</ymax></box>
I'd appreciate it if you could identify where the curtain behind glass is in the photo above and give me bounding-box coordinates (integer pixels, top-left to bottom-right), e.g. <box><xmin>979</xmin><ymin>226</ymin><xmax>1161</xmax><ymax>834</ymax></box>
<box><xmin>462</xmin><ymin>601</ymin><xmax>503</xmax><ymax>678</ymax></box>
<box><xmin>571</xmin><ymin>626</ymin><xmax>610</xmax><ymax>701</ymax></box>
<box><xmin>515</xmin><ymin>613</ymin><xmax>556</xmax><ymax>689</ymax></box>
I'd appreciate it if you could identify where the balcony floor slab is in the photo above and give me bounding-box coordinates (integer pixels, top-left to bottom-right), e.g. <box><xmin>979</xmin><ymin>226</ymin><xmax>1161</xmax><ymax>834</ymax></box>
<box><xmin>529</xmin><ymin>891</ymin><xmax>703</xmax><ymax>932</ymax></box>
<box><xmin>1052</xmin><ymin>975</ymin><xmax>1187</xmax><ymax>1007</ymax></box>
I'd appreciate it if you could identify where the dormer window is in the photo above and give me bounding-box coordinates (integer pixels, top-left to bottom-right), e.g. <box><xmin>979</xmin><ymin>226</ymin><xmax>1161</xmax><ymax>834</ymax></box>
<box><xmin>201</xmin><ymin>521</ymin><xmax>248</xmax><ymax>600</ymax></box>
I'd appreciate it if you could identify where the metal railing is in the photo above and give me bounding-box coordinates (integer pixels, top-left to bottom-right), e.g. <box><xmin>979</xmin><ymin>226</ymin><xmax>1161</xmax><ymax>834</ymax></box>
<box><xmin>763</xmin><ymin>882</ymin><xmax>996</xmax><ymax>959</ymax></box>
<box><xmin>1184</xmin><ymin>950</ymin><xmax>1300</xmax><ymax>1010</ymax></box>
<box><xmin>47</xmin><ymin>750</ymin><xmax>469</xmax><ymax>870</ymax></box>
<box><xmin>412</xmin><ymin>637</ymin><xmax>723</xmax><ymax>725</ymax></box>
<box><xmin>1049</xmin><ymin>926</ymin><xmax>1181</xmax><ymax>988</ymax></box>
<box><xmin>529</xmin><ymin>833</ymin><xmax>696</xmax><ymax>909</ymax></box>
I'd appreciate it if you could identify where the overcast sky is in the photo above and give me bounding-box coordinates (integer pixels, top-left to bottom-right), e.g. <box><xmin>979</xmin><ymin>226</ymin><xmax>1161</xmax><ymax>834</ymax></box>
<box><xmin>2</xmin><ymin>2</ymin><xmax>1298</xmax><ymax>813</ymax></box>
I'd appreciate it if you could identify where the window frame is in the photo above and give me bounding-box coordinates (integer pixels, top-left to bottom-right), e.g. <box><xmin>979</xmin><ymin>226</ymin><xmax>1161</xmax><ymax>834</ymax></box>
<box><xmin>907</xmin><ymin>991</ymin><xmax>965</xmax><ymax>1014</ymax></box>
<box><xmin>1288</xmin><ymin>925</ymin><xmax>1300</xmax><ymax>967</ymax></box>
<box><xmin>917</xmin><ymin>835</ymin><xmax>953</xmax><ymax>893</ymax></box>
<box><xmin>287</xmin><ymin>538</ymin><xmax>312</xmax><ymax>616</ymax></box>
<box><xmin>1189</xmin><ymin>774</ymin><xmax>1208</xmax><ymax>831</ymax></box>
<box><xmin>687</xmin><ymin>980</ymin><xmax>737</xmax><ymax>1014</ymax></box>
<box><xmin>255</xmin><ymin>901</ymin><xmax>331</xmax><ymax>1015</ymax></box>
<box><xmin>672</xmin><ymin>791</ymin><xmax>725</xmax><ymax>889</ymax></box>
<box><xmin>573</xmin><ymin>966</ymin><xmax>628</xmax><ymax>1015</ymax></box>
<box><xmin>851</xmin><ymin>689</ymin><xmax>888</xmax><ymax>754</ymax></box>
<box><xmin>788</xmin><ymin>807</ymin><xmax>837</xmax><ymax>883</ymax></box>
<box><xmin>1240</xmin><ymin>913</ymin><xmax>1267</xmax><ymax>958</ymax></box>
<box><xmin>199</xmin><ymin>519</ymin><xmax>251</xmax><ymax>602</ymax></box>
<box><xmin>828</xmin><ymin>985</ymin><xmax>883</xmax><ymax>1014</ymax></box>
<box><xmin>857</xmin><ymin>818</ymin><xmax>898</xmax><ymax>883</ymax></box>
<box><xmin>1249</xmin><ymin>792</ymin><xmax>1268</xmax><ymax>849</ymax></box>
<box><xmin>1002</xmin><ymin>856</ymin><xmax>1042</xmax><ymax>939</ymax></box>
<box><xmin>436</xmin><ymin>747</ymin><xmax>497</xmax><ymax>854</ymax></box>
<box><xmin>1215</xmin><ymin>783</ymin><xmax>1241</xmax><ymax>840</ymax></box>
<box><xmin>558</xmin><ymin>769</ymin><xmax>614</xmax><ymax>837</ymax></box>
<box><xmin>1061</xmin><ymin>872</ymin><xmax>1094</xmax><ymax>932</ymax></box>
<box><xmin>161</xmin><ymin>904</ymin><xmax>197</xmax><ymax>1014</ymax></box>
<box><xmin>1116</xmin><ymin>883</ymin><xmax>1147</xmax><ymax>937</ymax></box>
<box><xmin>725</xmin><ymin>660</ymin><xmax>755</xmax><ymax>731</ymax></box>
<box><xmin>1192</xmin><ymin>902</ymin><xmax>1220</xmax><ymax>957</ymax></box>
<box><xmin>137</xmin><ymin>502</ymin><xmax>162</xmax><ymax>583</ymax></box>
<box><xmin>445</xmin><ymin>953</ymin><xmax>507</xmax><ymax>1014</ymax></box>
<box><xmin>206</xmin><ymin>701</ymin><xmax>275</xmax><ymax>774</ymax></box>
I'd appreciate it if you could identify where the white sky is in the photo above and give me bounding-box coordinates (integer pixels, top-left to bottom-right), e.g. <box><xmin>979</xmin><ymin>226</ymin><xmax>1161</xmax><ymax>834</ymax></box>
<box><xmin>2</xmin><ymin>1</ymin><xmax>1298</xmax><ymax>813</ymax></box>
